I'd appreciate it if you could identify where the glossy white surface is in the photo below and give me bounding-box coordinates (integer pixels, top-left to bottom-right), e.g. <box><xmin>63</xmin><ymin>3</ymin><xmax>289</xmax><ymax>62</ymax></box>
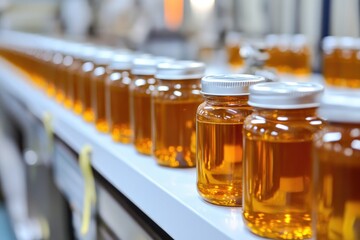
<box><xmin>0</xmin><ymin>59</ymin><xmax>261</xmax><ymax>239</ymax></box>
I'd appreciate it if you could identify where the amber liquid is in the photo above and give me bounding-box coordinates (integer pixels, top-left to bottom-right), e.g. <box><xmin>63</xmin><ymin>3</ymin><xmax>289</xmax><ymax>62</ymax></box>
<box><xmin>131</xmin><ymin>76</ymin><xmax>156</xmax><ymax>155</ymax></box>
<box><xmin>292</xmin><ymin>48</ymin><xmax>311</xmax><ymax>76</ymax></box>
<box><xmin>73</xmin><ymin>70</ymin><xmax>83</xmax><ymax>114</ymax></box>
<box><xmin>314</xmin><ymin>125</ymin><xmax>360</xmax><ymax>240</ymax></box>
<box><xmin>323</xmin><ymin>49</ymin><xmax>340</xmax><ymax>86</ymax></box>
<box><xmin>53</xmin><ymin>54</ymin><xmax>64</xmax><ymax>103</ymax></box>
<box><xmin>62</xmin><ymin>57</ymin><xmax>74</xmax><ymax>109</ymax></box>
<box><xmin>243</xmin><ymin>138</ymin><xmax>313</xmax><ymax>239</ymax></box>
<box><xmin>197</xmin><ymin>121</ymin><xmax>243</xmax><ymax>206</ymax></box>
<box><xmin>153</xmin><ymin>99</ymin><xmax>202</xmax><ymax>168</ymax></box>
<box><xmin>44</xmin><ymin>59</ymin><xmax>56</xmax><ymax>97</ymax></box>
<box><xmin>132</xmin><ymin>92</ymin><xmax>152</xmax><ymax>155</ymax></box>
<box><xmin>66</xmin><ymin>59</ymin><xmax>82</xmax><ymax>110</ymax></box>
<box><xmin>226</xmin><ymin>45</ymin><xmax>243</xmax><ymax>69</ymax></box>
<box><xmin>108</xmin><ymin>75</ymin><xmax>132</xmax><ymax>143</ymax></box>
<box><xmin>266</xmin><ymin>47</ymin><xmax>280</xmax><ymax>69</ymax></box>
<box><xmin>93</xmin><ymin>68</ymin><xmax>109</xmax><ymax>133</ymax></box>
<box><xmin>81</xmin><ymin>62</ymin><xmax>95</xmax><ymax>122</ymax></box>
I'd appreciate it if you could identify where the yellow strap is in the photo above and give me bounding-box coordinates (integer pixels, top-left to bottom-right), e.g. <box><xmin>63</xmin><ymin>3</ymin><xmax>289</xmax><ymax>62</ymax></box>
<box><xmin>79</xmin><ymin>145</ymin><xmax>96</xmax><ymax>236</ymax></box>
<box><xmin>42</xmin><ymin>112</ymin><xmax>54</xmax><ymax>153</ymax></box>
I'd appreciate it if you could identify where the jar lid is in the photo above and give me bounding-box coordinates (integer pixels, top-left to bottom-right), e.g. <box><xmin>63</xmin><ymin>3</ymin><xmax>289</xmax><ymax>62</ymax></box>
<box><xmin>317</xmin><ymin>88</ymin><xmax>360</xmax><ymax>123</ymax></box>
<box><xmin>339</xmin><ymin>37</ymin><xmax>356</xmax><ymax>50</ymax></box>
<box><xmin>92</xmin><ymin>49</ymin><xmax>114</xmax><ymax>65</ymax></box>
<box><xmin>201</xmin><ymin>74</ymin><xmax>265</xmax><ymax>96</ymax></box>
<box><xmin>108</xmin><ymin>53</ymin><xmax>136</xmax><ymax>70</ymax></box>
<box><xmin>322</xmin><ymin>36</ymin><xmax>340</xmax><ymax>50</ymax></box>
<box><xmin>77</xmin><ymin>45</ymin><xmax>97</xmax><ymax>61</ymax></box>
<box><xmin>132</xmin><ymin>56</ymin><xmax>173</xmax><ymax>75</ymax></box>
<box><xmin>155</xmin><ymin>60</ymin><xmax>206</xmax><ymax>80</ymax></box>
<box><xmin>248</xmin><ymin>82</ymin><xmax>324</xmax><ymax>109</ymax></box>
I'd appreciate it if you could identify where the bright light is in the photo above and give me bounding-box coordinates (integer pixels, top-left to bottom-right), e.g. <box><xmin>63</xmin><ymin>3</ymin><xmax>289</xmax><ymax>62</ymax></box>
<box><xmin>190</xmin><ymin>0</ymin><xmax>215</xmax><ymax>14</ymax></box>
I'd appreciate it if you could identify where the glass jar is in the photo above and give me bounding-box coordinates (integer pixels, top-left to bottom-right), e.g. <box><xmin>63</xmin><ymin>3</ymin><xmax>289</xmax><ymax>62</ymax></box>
<box><xmin>290</xmin><ymin>34</ymin><xmax>311</xmax><ymax>76</ymax></box>
<box><xmin>130</xmin><ymin>57</ymin><xmax>172</xmax><ymax>155</ymax></box>
<box><xmin>313</xmin><ymin>89</ymin><xmax>360</xmax><ymax>240</ymax></box>
<box><xmin>61</xmin><ymin>50</ymin><xmax>75</xmax><ymax>109</ymax></box>
<box><xmin>52</xmin><ymin>51</ymin><xmax>64</xmax><ymax>102</ymax></box>
<box><xmin>196</xmin><ymin>74</ymin><xmax>265</xmax><ymax>206</ymax></box>
<box><xmin>105</xmin><ymin>54</ymin><xmax>134</xmax><ymax>143</ymax></box>
<box><xmin>66</xmin><ymin>45</ymin><xmax>85</xmax><ymax>110</ymax></box>
<box><xmin>243</xmin><ymin>82</ymin><xmax>324</xmax><ymax>239</ymax></box>
<box><xmin>322</xmin><ymin>36</ymin><xmax>340</xmax><ymax>86</ymax></box>
<box><xmin>339</xmin><ymin>37</ymin><xmax>357</xmax><ymax>87</ymax></box>
<box><xmin>74</xmin><ymin>45</ymin><xmax>96</xmax><ymax>115</ymax></box>
<box><xmin>225</xmin><ymin>31</ymin><xmax>243</xmax><ymax>70</ymax></box>
<box><xmin>41</xmin><ymin>50</ymin><xmax>56</xmax><ymax>97</ymax></box>
<box><xmin>91</xmin><ymin>49</ymin><xmax>114</xmax><ymax>131</ymax></box>
<box><xmin>152</xmin><ymin>61</ymin><xmax>205</xmax><ymax>168</ymax></box>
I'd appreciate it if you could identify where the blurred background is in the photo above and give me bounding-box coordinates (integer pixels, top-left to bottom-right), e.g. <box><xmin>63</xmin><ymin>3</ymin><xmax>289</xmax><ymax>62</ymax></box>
<box><xmin>0</xmin><ymin>0</ymin><xmax>358</xmax><ymax>72</ymax></box>
<box><xmin>0</xmin><ymin>1</ymin><xmax>359</xmax><ymax>240</ymax></box>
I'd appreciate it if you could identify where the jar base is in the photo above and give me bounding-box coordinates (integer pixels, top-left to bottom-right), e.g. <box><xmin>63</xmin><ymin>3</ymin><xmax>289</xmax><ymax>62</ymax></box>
<box><xmin>243</xmin><ymin>211</ymin><xmax>312</xmax><ymax>239</ymax></box>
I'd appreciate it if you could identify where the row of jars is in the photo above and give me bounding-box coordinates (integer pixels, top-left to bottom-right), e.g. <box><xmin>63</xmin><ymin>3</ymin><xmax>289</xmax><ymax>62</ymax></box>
<box><xmin>225</xmin><ymin>32</ymin><xmax>312</xmax><ymax>76</ymax></box>
<box><xmin>323</xmin><ymin>36</ymin><xmax>360</xmax><ymax>88</ymax></box>
<box><xmin>198</xmin><ymin>76</ymin><xmax>360</xmax><ymax>239</ymax></box>
<box><xmin>1</xmin><ymin>33</ymin><xmax>359</xmax><ymax>239</ymax></box>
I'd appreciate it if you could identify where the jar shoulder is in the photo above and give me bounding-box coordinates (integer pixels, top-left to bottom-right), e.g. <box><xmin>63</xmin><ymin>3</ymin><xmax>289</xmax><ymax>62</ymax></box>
<box><xmin>314</xmin><ymin>125</ymin><xmax>360</xmax><ymax>161</ymax></box>
<box><xmin>152</xmin><ymin>86</ymin><xmax>202</xmax><ymax>101</ymax></box>
<box><xmin>244</xmin><ymin>113</ymin><xmax>324</xmax><ymax>140</ymax></box>
<box><xmin>197</xmin><ymin>102</ymin><xmax>252</xmax><ymax>123</ymax></box>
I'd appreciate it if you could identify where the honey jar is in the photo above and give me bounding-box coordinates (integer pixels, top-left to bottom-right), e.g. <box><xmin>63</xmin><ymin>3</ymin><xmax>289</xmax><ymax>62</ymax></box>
<box><xmin>105</xmin><ymin>53</ymin><xmax>135</xmax><ymax>143</ymax></box>
<box><xmin>152</xmin><ymin>61</ymin><xmax>205</xmax><ymax>168</ymax></box>
<box><xmin>313</xmin><ymin>89</ymin><xmax>360</xmax><ymax>240</ymax></box>
<box><xmin>243</xmin><ymin>82</ymin><xmax>324</xmax><ymax>239</ymax></box>
<box><xmin>130</xmin><ymin>56</ymin><xmax>172</xmax><ymax>155</ymax></box>
<box><xmin>196</xmin><ymin>74</ymin><xmax>265</xmax><ymax>206</ymax></box>
<box><xmin>91</xmin><ymin>49</ymin><xmax>114</xmax><ymax>130</ymax></box>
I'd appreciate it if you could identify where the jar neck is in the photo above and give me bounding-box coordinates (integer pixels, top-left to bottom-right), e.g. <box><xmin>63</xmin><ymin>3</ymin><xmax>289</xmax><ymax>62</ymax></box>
<box><xmin>158</xmin><ymin>78</ymin><xmax>201</xmax><ymax>88</ymax></box>
<box><xmin>253</xmin><ymin>107</ymin><xmax>318</xmax><ymax>120</ymax></box>
<box><xmin>203</xmin><ymin>95</ymin><xmax>249</xmax><ymax>106</ymax></box>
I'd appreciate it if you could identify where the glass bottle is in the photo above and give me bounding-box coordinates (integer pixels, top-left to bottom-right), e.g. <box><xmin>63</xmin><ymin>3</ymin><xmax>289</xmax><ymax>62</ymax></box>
<box><xmin>225</xmin><ymin>31</ymin><xmax>243</xmax><ymax>70</ymax></box>
<box><xmin>73</xmin><ymin>45</ymin><xmax>96</xmax><ymax>115</ymax></box>
<box><xmin>75</xmin><ymin>46</ymin><xmax>97</xmax><ymax>118</ymax></box>
<box><xmin>41</xmin><ymin>50</ymin><xmax>56</xmax><ymax>97</ymax></box>
<box><xmin>91</xmin><ymin>49</ymin><xmax>114</xmax><ymax>131</ymax></box>
<box><xmin>278</xmin><ymin>34</ymin><xmax>292</xmax><ymax>73</ymax></box>
<box><xmin>291</xmin><ymin>34</ymin><xmax>311</xmax><ymax>76</ymax></box>
<box><xmin>243</xmin><ymin>82</ymin><xmax>324</xmax><ymax>239</ymax></box>
<box><xmin>313</xmin><ymin>89</ymin><xmax>360</xmax><ymax>240</ymax></box>
<box><xmin>61</xmin><ymin>49</ymin><xmax>75</xmax><ymax>109</ymax></box>
<box><xmin>355</xmin><ymin>39</ymin><xmax>360</xmax><ymax>88</ymax></box>
<box><xmin>65</xmin><ymin>45</ymin><xmax>84</xmax><ymax>110</ymax></box>
<box><xmin>152</xmin><ymin>61</ymin><xmax>205</xmax><ymax>168</ymax></box>
<box><xmin>322</xmin><ymin>36</ymin><xmax>340</xmax><ymax>86</ymax></box>
<box><xmin>196</xmin><ymin>74</ymin><xmax>265</xmax><ymax>206</ymax></box>
<box><xmin>105</xmin><ymin>53</ymin><xmax>135</xmax><ymax>143</ymax></box>
<box><xmin>130</xmin><ymin>57</ymin><xmax>172</xmax><ymax>155</ymax></box>
<box><xmin>52</xmin><ymin>51</ymin><xmax>64</xmax><ymax>102</ymax></box>
<box><xmin>339</xmin><ymin>37</ymin><xmax>357</xmax><ymax>87</ymax></box>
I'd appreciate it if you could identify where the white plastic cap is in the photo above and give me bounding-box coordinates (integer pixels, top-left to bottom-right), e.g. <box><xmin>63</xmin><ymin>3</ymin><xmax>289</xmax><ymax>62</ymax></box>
<box><xmin>339</xmin><ymin>37</ymin><xmax>356</xmax><ymax>50</ymax></box>
<box><xmin>92</xmin><ymin>49</ymin><xmax>114</xmax><ymax>65</ymax></box>
<box><xmin>248</xmin><ymin>82</ymin><xmax>324</xmax><ymax>109</ymax></box>
<box><xmin>156</xmin><ymin>60</ymin><xmax>206</xmax><ymax>80</ymax></box>
<box><xmin>108</xmin><ymin>53</ymin><xmax>136</xmax><ymax>70</ymax></box>
<box><xmin>201</xmin><ymin>74</ymin><xmax>265</xmax><ymax>96</ymax></box>
<box><xmin>132</xmin><ymin>56</ymin><xmax>173</xmax><ymax>75</ymax></box>
<box><xmin>77</xmin><ymin>45</ymin><xmax>97</xmax><ymax>61</ymax></box>
<box><xmin>317</xmin><ymin>88</ymin><xmax>360</xmax><ymax>123</ymax></box>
